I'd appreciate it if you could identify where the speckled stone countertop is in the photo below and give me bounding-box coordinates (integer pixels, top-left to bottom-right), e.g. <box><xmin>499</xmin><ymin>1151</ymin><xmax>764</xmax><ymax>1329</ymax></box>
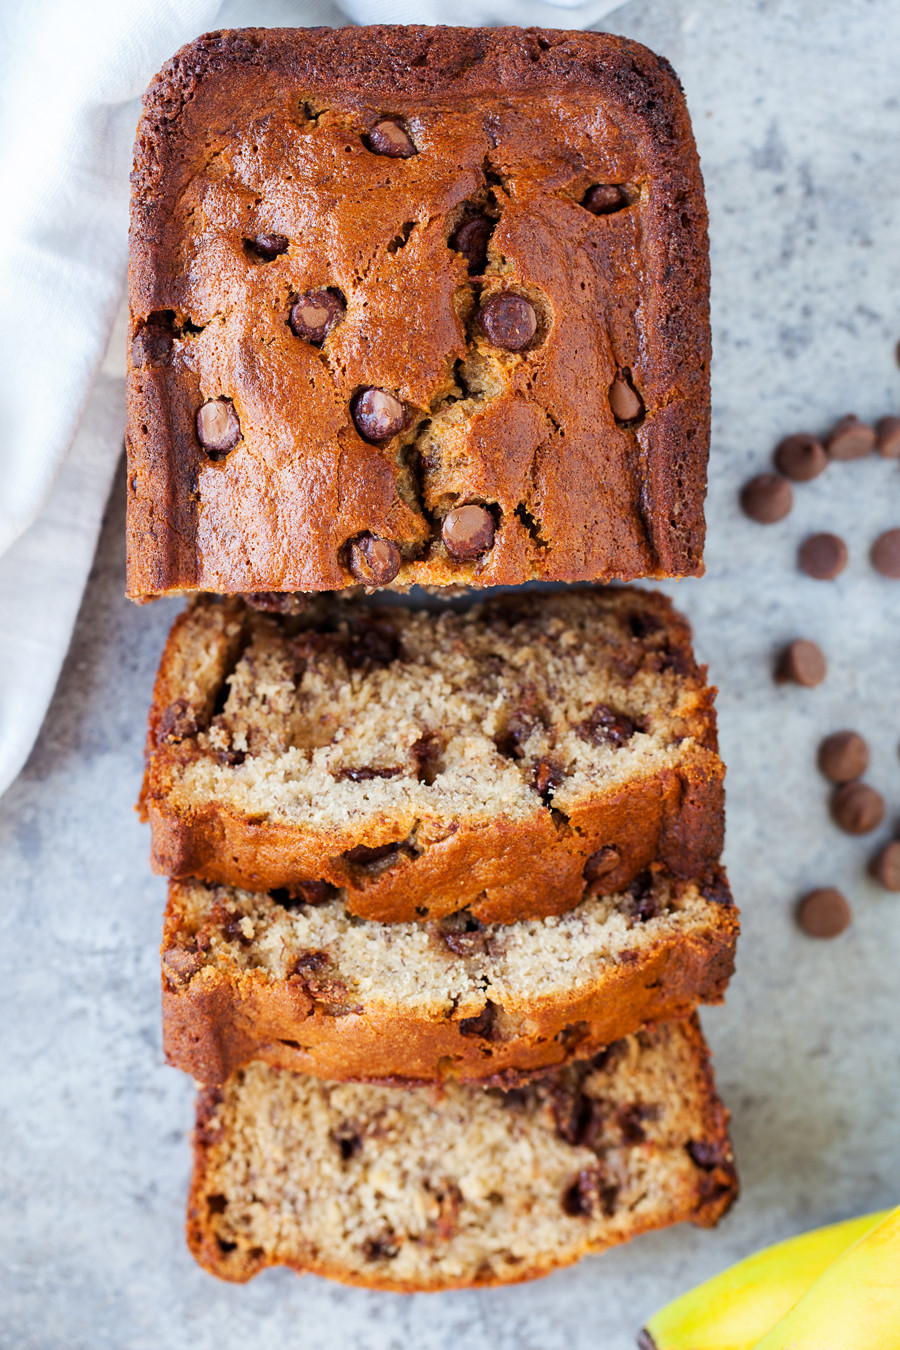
<box><xmin>2</xmin><ymin>1</ymin><xmax>899</xmax><ymax>1346</ymax></box>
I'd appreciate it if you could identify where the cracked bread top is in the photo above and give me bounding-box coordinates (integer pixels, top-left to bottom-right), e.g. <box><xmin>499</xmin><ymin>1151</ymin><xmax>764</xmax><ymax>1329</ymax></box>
<box><xmin>127</xmin><ymin>25</ymin><xmax>710</xmax><ymax>599</ymax></box>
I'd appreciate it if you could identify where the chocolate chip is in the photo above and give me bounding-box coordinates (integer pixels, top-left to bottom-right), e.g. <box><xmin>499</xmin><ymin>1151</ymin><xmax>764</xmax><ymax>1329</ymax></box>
<box><xmin>347</xmin><ymin>533</ymin><xmax>402</xmax><ymax>587</ymax></box>
<box><xmin>578</xmin><ymin>703</ymin><xmax>638</xmax><ymax>747</ymax></box>
<box><xmin>799</xmin><ymin>532</ymin><xmax>848</xmax><ymax>579</ymax></box>
<box><xmin>583</xmin><ymin>846</ymin><xmax>621</xmax><ymax>883</ymax></box>
<box><xmin>740</xmin><ymin>473</ymin><xmax>793</xmax><ymax>523</ymax></box>
<box><xmin>777</xmin><ymin>639</ymin><xmax>827</xmax><ymax>687</ymax></box>
<box><xmin>196</xmin><ymin>398</ymin><xmax>241</xmax><ymax>456</ymax></box>
<box><xmin>362</xmin><ymin>1232</ymin><xmax>400</xmax><ymax>1260</ymax></box>
<box><xmin>366</xmin><ymin>118</ymin><xmax>416</xmax><ymax>158</ymax></box>
<box><xmin>582</xmin><ymin>183</ymin><xmax>629</xmax><ymax>215</ymax></box>
<box><xmin>870</xmin><ymin>840</ymin><xmax>900</xmax><ymax>892</ymax></box>
<box><xmin>774</xmin><ymin>433</ymin><xmax>828</xmax><ymax>481</ymax></box>
<box><xmin>872</xmin><ymin>528</ymin><xmax>900</xmax><ymax>578</ymax></box>
<box><xmin>831</xmin><ymin>781</ymin><xmax>885</xmax><ymax>835</ymax></box>
<box><xmin>131</xmin><ymin>312</ymin><xmax>175</xmax><ymax>367</ymax></box>
<box><xmin>245</xmin><ymin>233</ymin><xmax>288</xmax><ymax>261</ymax></box>
<box><xmin>338</xmin><ymin>765</ymin><xmax>404</xmax><ymax>782</ymax></box>
<box><xmin>459</xmin><ymin>1002</ymin><xmax>497</xmax><ymax>1040</ymax></box>
<box><xmin>826</xmin><ymin>415</ymin><xmax>876</xmax><ymax>460</ymax></box>
<box><xmin>162</xmin><ymin>945</ymin><xmax>205</xmax><ymax>989</ymax></box>
<box><xmin>351</xmin><ymin>389</ymin><xmax>407</xmax><ymax>442</ymax></box>
<box><xmin>551</xmin><ymin>1085</ymin><xmax>602</xmax><ymax>1148</ymax></box>
<box><xmin>289</xmin><ymin>289</ymin><xmax>345</xmax><ymax>344</ymax></box>
<box><xmin>271</xmin><ymin>880</ymin><xmax>334</xmax><ymax>908</ymax></box>
<box><xmin>818</xmin><ymin>730</ymin><xmax>869</xmax><ymax>783</ymax></box>
<box><xmin>875</xmin><ymin>416</ymin><xmax>900</xmax><ymax>458</ymax></box>
<box><xmin>531</xmin><ymin>757</ymin><xmax>563</xmax><ymax>800</ymax></box>
<box><xmin>241</xmin><ymin>592</ymin><xmax>307</xmax><ymax>615</ymax></box>
<box><xmin>627</xmin><ymin>871</ymin><xmax>659</xmax><ymax>923</ymax></box>
<box><xmin>797</xmin><ymin>887</ymin><xmax>851</xmax><ymax>938</ymax></box>
<box><xmin>344</xmin><ymin>842</ymin><xmax>400</xmax><ymax>868</ymax></box>
<box><xmin>158</xmin><ymin>697</ymin><xmax>199</xmax><ymax>743</ymax></box>
<box><xmin>450</xmin><ymin>215</ymin><xmax>492</xmax><ymax>273</ymax></box>
<box><xmin>561</xmin><ymin>1169</ymin><xmax>617</xmax><ymax>1219</ymax></box>
<box><xmin>686</xmin><ymin>1139</ymin><xmax>727</xmax><ymax>1170</ymax></box>
<box><xmin>441</xmin><ymin>504</ymin><xmax>495</xmax><ymax>560</ymax></box>
<box><xmin>609</xmin><ymin>371</ymin><xmax>644</xmax><ymax>425</ymax></box>
<box><xmin>479</xmin><ymin>293</ymin><xmax>537</xmax><ymax>352</ymax></box>
<box><xmin>438</xmin><ymin>910</ymin><xmax>488</xmax><ymax>957</ymax></box>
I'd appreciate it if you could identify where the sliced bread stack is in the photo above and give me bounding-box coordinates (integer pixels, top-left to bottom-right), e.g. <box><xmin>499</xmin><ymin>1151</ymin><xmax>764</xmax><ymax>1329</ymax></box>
<box><xmin>128</xmin><ymin>26</ymin><xmax>737</xmax><ymax>1291</ymax></box>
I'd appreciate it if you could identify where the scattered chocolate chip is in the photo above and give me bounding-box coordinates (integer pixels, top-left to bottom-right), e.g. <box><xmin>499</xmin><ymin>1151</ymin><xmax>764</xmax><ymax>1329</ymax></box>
<box><xmin>774</xmin><ymin>432</ymin><xmax>828</xmax><ymax>481</ymax></box>
<box><xmin>441</xmin><ymin>503</ymin><xmax>495</xmax><ymax>560</ymax></box>
<box><xmin>578</xmin><ymin>703</ymin><xmax>638</xmax><ymax>747</ymax></box>
<box><xmin>626</xmin><ymin>871</ymin><xmax>660</xmax><ymax>923</ymax></box>
<box><xmin>344</xmin><ymin>842</ymin><xmax>401</xmax><ymax>868</ymax></box>
<box><xmin>562</xmin><ymin>1169</ymin><xmax>617</xmax><ymax>1219</ymax></box>
<box><xmin>351</xmin><ymin>389</ymin><xmax>407</xmax><ymax>443</ymax></box>
<box><xmin>818</xmin><ymin>730</ymin><xmax>869</xmax><ymax>783</ymax></box>
<box><xmin>740</xmin><ymin>472</ymin><xmax>793</xmax><ymax>523</ymax></box>
<box><xmin>362</xmin><ymin>1232</ymin><xmax>400</xmax><ymax>1260</ymax></box>
<box><xmin>617</xmin><ymin>1102</ymin><xmax>657</xmax><ymax>1144</ymax></box>
<box><xmin>870</xmin><ymin>840</ymin><xmax>900</xmax><ymax>892</ymax></box>
<box><xmin>271</xmin><ymin>880</ymin><xmax>335</xmax><ymax>909</ymax></box>
<box><xmin>796</xmin><ymin>887</ymin><xmax>851</xmax><ymax>938</ymax></box>
<box><xmin>410</xmin><ymin>732</ymin><xmax>443</xmax><ymax>785</ymax></box>
<box><xmin>777</xmin><ymin>639</ymin><xmax>827</xmax><ymax>687</ymax></box>
<box><xmin>831</xmin><ymin>781</ymin><xmax>884</xmax><ymax>834</ymax></box>
<box><xmin>582</xmin><ymin>183</ymin><xmax>629</xmax><ymax>215</ymax></box>
<box><xmin>479</xmin><ymin>293</ymin><xmax>537</xmax><ymax>352</ymax></box>
<box><xmin>240</xmin><ymin>592</ymin><xmax>307</xmax><ymax>615</ymax></box>
<box><xmin>531</xmin><ymin>757</ymin><xmax>563</xmax><ymax>801</ymax></box>
<box><xmin>345</xmin><ymin>618</ymin><xmax>400</xmax><ymax>670</ymax></box>
<box><xmin>449</xmin><ymin>215</ymin><xmax>492</xmax><ymax>273</ymax></box>
<box><xmin>609</xmin><ymin>371</ymin><xmax>644</xmax><ymax>424</ymax></box>
<box><xmin>701</xmin><ymin>874</ymin><xmax>735</xmax><ymax>908</ymax></box>
<box><xmin>826</xmin><ymin>415</ymin><xmax>876</xmax><ymax>460</ymax></box>
<box><xmin>347</xmin><ymin>533</ymin><xmax>402</xmax><ymax>587</ymax></box>
<box><xmin>438</xmin><ymin>910</ymin><xmax>488</xmax><ymax>957</ymax></box>
<box><xmin>583</xmin><ymin>846</ymin><xmax>621</xmax><ymax>883</ymax></box>
<box><xmin>798</xmin><ymin>532</ymin><xmax>848</xmax><ymax>579</ymax></box>
<box><xmin>338</xmin><ymin>765</ymin><xmax>404</xmax><ymax>782</ymax></box>
<box><xmin>245</xmin><ymin>233</ymin><xmax>288</xmax><ymax>261</ymax></box>
<box><xmin>366</xmin><ymin>118</ymin><xmax>416</xmax><ymax>158</ymax></box>
<box><xmin>130</xmin><ymin>312</ymin><xmax>175</xmax><ymax>367</ymax></box>
<box><xmin>289</xmin><ymin>288</ymin><xmax>345</xmax><ymax>343</ymax></box>
<box><xmin>459</xmin><ymin>1002</ymin><xmax>497</xmax><ymax>1040</ymax></box>
<box><xmin>332</xmin><ymin>1127</ymin><xmax>362</xmax><ymax>1161</ymax></box>
<box><xmin>157</xmin><ymin>697</ymin><xmax>199</xmax><ymax>743</ymax></box>
<box><xmin>686</xmin><ymin>1139</ymin><xmax>727</xmax><ymax>1170</ymax></box>
<box><xmin>875</xmin><ymin>415</ymin><xmax>900</xmax><ymax>458</ymax></box>
<box><xmin>196</xmin><ymin>398</ymin><xmax>241</xmax><ymax>456</ymax></box>
<box><xmin>551</xmin><ymin>1085</ymin><xmax>602</xmax><ymax>1148</ymax></box>
<box><xmin>872</xmin><ymin>528</ymin><xmax>900</xmax><ymax>578</ymax></box>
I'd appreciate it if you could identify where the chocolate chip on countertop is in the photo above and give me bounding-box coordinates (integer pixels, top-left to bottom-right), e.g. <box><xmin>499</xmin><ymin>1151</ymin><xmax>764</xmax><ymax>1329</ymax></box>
<box><xmin>366</xmin><ymin>118</ymin><xmax>416</xmax><ymax>158</ymax></box>
<box><xmin>449</xmin><ymin>215</ymin><xmax>492</xmax><ymax>273</ymax></box>
<box><xmin>740</xmin><ymin>473</ymin><xmax>793</xmax><ymax>523</ymax></box>
<box><xmin>609</xmin><ymin>371</ymin><xmax>645</xmax><ymax>425</ymax></box>
<box><xmin>818</xmin><ymin>730</ymin><xmax>869</xmax><ymax>783</ymax></box>
<box><xmin>441</xmin><ymin>504</ymin><xmax>495</xmax><ymax>560</ymax></box>
<box><xmin>826</xmin><ymin>415</ymin><xmax>876</xmax><ymax>460</ymax></box>
<box><xmin>289</xmin><ymin>289</ymin><xmax>345</xmax><ymax>344</ymax></box>
<box><xmin>347</xmin><ymin>533</ymin><xmax>402</xmax><ymax>587</ymax></box>
<box><xmin>870</xmin><ymin>840</ymin><xmax>900</xmax><ymax>892</ymax></box>
<box><xmin>831</xmin><ymin>781</ymin><xmax>885</xmax><ymax>835</ymax></box>
<box><xmin>582</xmin><ymin>183</ymin><xmax>629</xmax><ymax>215</ymax></box>
<box><xmin>479</xmin><ymin>293</ymin><xmax>537</xmax><ymax>352</ymax></box>
<box><xmin>196</xmin><ymin>398</ymin><xmax>241</xmax><ymax>456</ymax></box>
<box><xmin>796</xmin><ymin>887</ymin><xmax>851</xmax><ymax>938</ymax></box>
<box><xmin>245</xmin><ymin>233</ymin><xmax>289</xmax><ymax>261</ymax></box>
<box><xmin>871</xmin><ymin>528</ymin><xmax>900</xmax><ymax>578</ymax></box>
<box><xmin>798</xmin><ymin>532</ymin><xmax>848</xmax><ymax>579</ymax></box>
<box><xmin>875</xmin><ymin>416</ymin><xmax>900</xmax><ymax>458</ymax></box>
<box><xmin>777</xmin><ymin>639</ymin><xmax>827</xmax><ymax>687</ymax></box>
<box><xmin>351</xmin><ymin>389</ymin><xmax>407</xmax><ymax>443</ymax></box>
<box><xmin>774</xmin><ymin>433</ymin><xmax>828</xmax><ymax>481</ymax></box>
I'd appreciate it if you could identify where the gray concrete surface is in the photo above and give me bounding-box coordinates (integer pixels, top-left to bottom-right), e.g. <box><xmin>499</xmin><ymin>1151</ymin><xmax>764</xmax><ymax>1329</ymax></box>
<box><xmin>2</xmin><ymin>1</ymin><xmax>899</xmax><ymax>1345</ymax></box>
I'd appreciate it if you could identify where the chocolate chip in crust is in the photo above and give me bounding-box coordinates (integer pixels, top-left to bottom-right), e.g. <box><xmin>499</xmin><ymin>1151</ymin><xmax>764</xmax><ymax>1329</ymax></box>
<box><xmin>870</xmin><ymin>840</ymin><xmax>900</xmax><ymax>892</ymax></box>
<box><xmin>245</xmin><ymin>233</ymin><xmax>288</xmax><ymax>262</ymax></box>
<box><xmin>366</xmin><ymin>118</ymin><xmax>416</xmax><ymax>158</ymax></box>
<box><xmin>777</xmin><ymin>639</ymin><xmax>827</xmax><ymax>687</ymax></box>
<box><xmin>818</xmin><ymin>730</ymin><xmax>869</xmax><ymax>783</ymax></box>
<box><xmin>831</xmin><ymin>781</ymin><xmax>885</xmax><ymax>835</ymax></box>
<box><xmin>289</xmin><ymin>289</ymin><xmax>345</xmax><ymax>344</ymax></box>
<box><xmin>872</xmin><ymin>529</ymin><xmax>900</xmax><ymax>578</ymax></box>
<box><xmin>196</xmin><ymin>398</ymin><xmax>241</xmax><ymax>456</ymax></box>
<box><xmin>479</xmin><ymin>293</ymin><xmax>538</xmax><ymax>352</ymax></box>
<box><xmin>351</xmin><ymin>389</ymin><xmax>407</xmax><ymax>443</ymax></box>
<box><xmin>826</xmin><ymin>415</ymin><xmax>876</xmax><ymax>460</ymax></box>
<box><xmin>583</xmin><ymin>846</ymin><xmax>621</xmax><ymax>884</ymax></box>
<box><xmin>449</xmin><ymin>215</ymin><xmax>492</xmax><ymax>274</ymax></box>
<box><xmin>740</xmin><ymin>473</ymin><xmax>792</xmax><ymax>523</ymax></box>
<box><xmin>875</xmin><ymin>416</ymin><xmax>900</xmax><ymax>458</ymax></box>
<box><xmin>441</xmin><ymin>504</ymin><xmax>495</xmax><ymax>560</ymax></box>
<box><xmin>797</xmin><ymin>887</ymin><xmax>851</xmax><ymax>938</ymax></box>
<box><xmin>799</xmin><ymin>532</ymin><xmax>848</xmax><ymax>579</ymax></box>
<box><xmin>131</xmin><ymin>312</ymin><xmax>175</xmax><ymax>367</ymax></box>
<box><xmin>774</xmin><ymin>433</ymin><xmax>828</xmax><ymax>481</ymax></box>
<box><xmin>347</xmin><ymin>533</ymin><xmax>402</xmax><ymax>587</ymax></box>
<box><xmin>609</xmin><ymin>371</ymin><xmax>644</xmax><ymax>425</ymax></box>
<box><xmin>582</xmin><ymin>183</ymin><xmax>630</xmax><ymax>215</ymax></box>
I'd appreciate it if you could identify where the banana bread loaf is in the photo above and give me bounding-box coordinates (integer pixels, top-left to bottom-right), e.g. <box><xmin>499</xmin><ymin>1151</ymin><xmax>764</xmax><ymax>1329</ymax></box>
<box><xmin>162</xmin><ymin>868</ymin><xmax>738</xmax><ymax>1084</ymax></box>
<box><xmin>127</xmin><ymin>25</ymin><xmax>710</xmax><ymax>599</ymax></box>
<box><xmin>142</xmin><ymin>587</ymin><xmax>724</xmax><ymax>923</ymax></box>
<box><xmin>187</xmin><ymin>1016</ymin><xmax>736</xmax><ymax>1289</ymax></box>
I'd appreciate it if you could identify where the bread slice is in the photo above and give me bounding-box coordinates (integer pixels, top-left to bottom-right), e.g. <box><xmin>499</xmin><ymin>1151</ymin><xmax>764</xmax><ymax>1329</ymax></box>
<box><xmin>162</xmin><ymin>868</ymin><xmax>738</xmax><ymax>1085</ymax></box>
<box><xmin>142</xmin><ymin>587</ymin><xmax>724</xmax><ymax>924</ymax></box>
<box><xmin>187</xmin><ymin>1016</ymin><xmax>736</xmax><ymax>1290</ymax></box>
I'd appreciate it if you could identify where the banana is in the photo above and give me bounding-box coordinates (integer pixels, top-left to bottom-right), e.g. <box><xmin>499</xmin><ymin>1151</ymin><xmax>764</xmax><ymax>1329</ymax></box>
<box><xmin>751</xmin><ymin>1203</ymin><xmax>900</xmax><ymax>1349</ymax></box>
<box><xmin>640</xmin><ymin>1209</ymin><xmax>890</xmax><ymax>1350</ymax></box>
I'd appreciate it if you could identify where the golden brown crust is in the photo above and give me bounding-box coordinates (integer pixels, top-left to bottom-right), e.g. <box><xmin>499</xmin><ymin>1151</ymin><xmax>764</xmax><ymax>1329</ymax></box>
<box><xmin>185</xmin><ymin>1016</ymin><xmax>737</xmax><ymax>1289</ymax></box>
<box><xmin>127</xmin><ymin>26</ymin><xmax>709</xmax><ymax>598</ymax></box>
<box><xmin>141</xmin><ymin>589</ymin><xmax>725</xmax><ymax>923</ymax></box>
<box><xmin>161</xmin><ymin>875</ymin><xmax>738</xmax><ymax>1085</ymax></box>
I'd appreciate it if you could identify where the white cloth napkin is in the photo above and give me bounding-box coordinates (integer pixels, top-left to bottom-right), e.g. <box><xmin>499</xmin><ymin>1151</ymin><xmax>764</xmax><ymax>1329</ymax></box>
<box><xmin>0</xmin><ymin>0</ymin><xmax>626</xmax><ymax>799</ymax></box>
